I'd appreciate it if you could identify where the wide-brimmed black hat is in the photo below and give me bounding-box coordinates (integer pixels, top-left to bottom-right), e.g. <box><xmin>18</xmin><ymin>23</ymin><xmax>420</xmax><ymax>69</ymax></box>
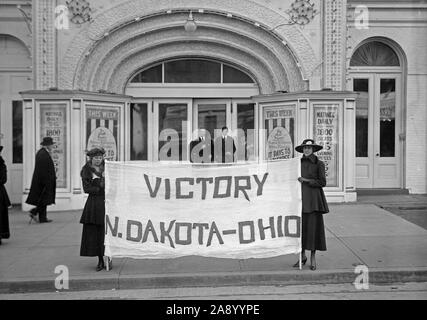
<box><xmin>295</xmin><ymin>139</ymin><xmax>323</xmax><ymax>153</ymax></box>
<box><xmin>86</xmin><ymin>147</ymin><xmax>106</xmax><ymax>158</ymax></box>
<box><xmin>40</xmin><ymin>137</ymin><xmax>55</xmax><ymax>146</ymax></box>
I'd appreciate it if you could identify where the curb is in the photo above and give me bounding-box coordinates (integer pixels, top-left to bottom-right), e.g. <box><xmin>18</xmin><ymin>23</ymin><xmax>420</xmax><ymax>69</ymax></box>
<box><xmin>1</xmin><ymin>269</ymin><xmax>427</xmax><ymax>294</ymax></box>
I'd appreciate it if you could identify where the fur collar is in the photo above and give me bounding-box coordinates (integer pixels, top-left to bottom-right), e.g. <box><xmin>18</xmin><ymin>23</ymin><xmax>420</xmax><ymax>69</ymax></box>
<box><xmin>301</xmin><ymin>154</ymin><xmax>318</xmax><ymax>164</ymax></box>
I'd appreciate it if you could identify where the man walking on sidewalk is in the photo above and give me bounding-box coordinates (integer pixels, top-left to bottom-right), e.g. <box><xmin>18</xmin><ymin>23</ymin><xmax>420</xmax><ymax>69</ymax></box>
<box><xmin>26</xmin><ymin>137</ymin><xmax>56</xmax><ymax>223</ymax></box>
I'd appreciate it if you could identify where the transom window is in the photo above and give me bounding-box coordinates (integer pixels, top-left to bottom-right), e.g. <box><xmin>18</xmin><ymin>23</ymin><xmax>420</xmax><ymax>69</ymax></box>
<box><xmin>350</xmin><ymin>41</ymin><xmax>400</xmax><ymax>67</ymax></box>
<box><xmin>130</xmin><ymin>59</ymin><xmax>255</xmax><ymax>84</ymax></box>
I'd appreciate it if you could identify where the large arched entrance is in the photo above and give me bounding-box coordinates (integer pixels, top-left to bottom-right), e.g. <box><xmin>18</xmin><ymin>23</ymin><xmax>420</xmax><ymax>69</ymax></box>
<box><xmin>59</xmin><ymin>5</ymin><xmax>315</xmax><ymax>165</ymax></box>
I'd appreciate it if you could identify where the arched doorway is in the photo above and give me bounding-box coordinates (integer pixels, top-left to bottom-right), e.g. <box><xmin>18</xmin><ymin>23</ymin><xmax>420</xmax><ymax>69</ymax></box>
<box><xmin>349</xmin><ymin>39</ymin><xmax>405</xmax><ymax>189</ymax></box>
<box><xmin>125</xmin><ymin>58</ymin><xmax>260</xmax><ymax>162</ymax></box>
<box><xmin>0</xmin><ymin>34</ymin><xmax>32</xmax><ymax>203</ymax></box>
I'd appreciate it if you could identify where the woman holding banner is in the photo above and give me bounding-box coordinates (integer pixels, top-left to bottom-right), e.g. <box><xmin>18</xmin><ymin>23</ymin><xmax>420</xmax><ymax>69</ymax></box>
<box><xmin>294</xmin><ymin>139</ymin><xmax>329</xmax><ymax>270</ymax></box>
<box><xmin>79</xmin><ymin>147</ymin><xmax>111</xmax><ymax>271</ymax></box>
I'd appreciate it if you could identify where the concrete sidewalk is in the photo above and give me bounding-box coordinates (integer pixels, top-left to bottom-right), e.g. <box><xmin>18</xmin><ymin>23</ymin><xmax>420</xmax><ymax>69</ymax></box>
<box><xmin>0</xmin><ymin>199</ymin><xmax>427</xmax><ymax>293</ymax></box>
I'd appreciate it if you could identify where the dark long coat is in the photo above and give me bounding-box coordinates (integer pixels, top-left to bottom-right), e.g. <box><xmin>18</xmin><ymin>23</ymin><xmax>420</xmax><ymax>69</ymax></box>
<box><xmin>300</xmin><ymin>154</ymin><xmax>329</xmax><ymax>214</ymax></box>
<box><xmin>214</xmin><ymin>136</ymin><xmax>236</xmax><ymax>163</ymax></box>
<box><xmin>26</xmin><ymin>148</ymin><xmax>56</xmax><ymax>206</ymax></box>
<box><xmin>80</xmin><ymin>162</ymin><xmax>105</xmax><ymax>257</ymax></box>
<box><xmin>0</xmin><ymin>156</ymin><xmax>11</xmax><ymax>239</ymax></box>
<box><xmin>190</xmin><ymin>137</ymin><xmax>214</xmax><ymax>163</ymax></box>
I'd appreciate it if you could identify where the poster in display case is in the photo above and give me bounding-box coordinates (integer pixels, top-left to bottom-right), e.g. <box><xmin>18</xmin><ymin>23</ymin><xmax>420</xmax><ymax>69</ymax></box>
<box><xmin>263</xmin><ymin>105</ymin><xmax>296</xmax><ymax>161</ymax></box>
<box><xmin>39</xmin><ymin>103</ymin><xmax>68</xmax><ymax>188</ymax></box>
<box><xmin>313</xmin><ymin>104</ymin><xmax>340</xmax><ymax>187</ymax></box>
<box><xmin>85</xmin><ymin>105</ymin><xmax>120</xmax><ymax>161</ymax></box>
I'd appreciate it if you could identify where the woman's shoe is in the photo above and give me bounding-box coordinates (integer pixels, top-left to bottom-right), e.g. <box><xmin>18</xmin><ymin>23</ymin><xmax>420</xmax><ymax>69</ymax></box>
<box><xmin>293</xmin><ymin>256</ymin><xmax>307</xmax><ymax>268</ymax></box>
<box><xmin>28</xmin><ymin>212</ymin><xmax>38</xmax><ymax>224</ymax></box>
<box><xmin>96</xmin><ymin>261</ymin><xmax>105</xmax><ymax>272</ymax></box>
<box><xmin>39</xmin><ymin>219</ymin><xmax>53</xmax><ymax>223</ymax></box>
<box><xmin>310</xmin><ymin>264</ymin><xmax>317</xmax><ymax>271</ymax></box>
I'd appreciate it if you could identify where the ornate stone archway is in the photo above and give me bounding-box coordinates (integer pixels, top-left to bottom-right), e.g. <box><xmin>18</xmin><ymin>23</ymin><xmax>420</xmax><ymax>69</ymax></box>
<box><xmin>60</xmin><ymin>0</ymin><xmax>319</xmax><ymax>94</ymax></box>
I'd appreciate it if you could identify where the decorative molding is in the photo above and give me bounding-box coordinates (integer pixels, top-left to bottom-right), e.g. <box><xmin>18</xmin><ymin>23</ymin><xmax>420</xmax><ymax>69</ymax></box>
<box><xmin>323</xmin><ymin>0</ymin><xmax>346</xmax><ymax>90</ymax></box>
<box><xmin>34</xmin><ymin>0</ymin><xmax>56</xmax><ymax>89</ymax></box>
<box><xmin>71</xmin><ymin>14</ymin><xmax>307</xmax><ymax>94</ymax></box>
<box><xmin>58</xmin><ymin>0</ymin><xmax>318</xmax><ymax>93</ymax></box>
<box><xmin>16</xmin><ymin>3</ymin><xmax>32</xmax><ymax>34</ymax></box>
<box><xmin>66</xmin><ymin>0</ymin><xmax>92</xmax><ymax>24</ymax></box>
<box><xmin>270</xmin><ymin>0</ymin><xmax>319</xmax><ymax>29</ymax></box>
<box><xmin>347</xmin><ymin>2</ymin><xmax>427</xmax><ymax>10</ymax></box>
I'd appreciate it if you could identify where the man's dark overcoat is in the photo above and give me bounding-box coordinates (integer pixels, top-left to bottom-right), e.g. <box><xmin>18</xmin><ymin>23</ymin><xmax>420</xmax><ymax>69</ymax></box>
<box><xmin>26</xmin><ymin>148</ymin><xmax>56</xmax><ymax>206</ymax></box>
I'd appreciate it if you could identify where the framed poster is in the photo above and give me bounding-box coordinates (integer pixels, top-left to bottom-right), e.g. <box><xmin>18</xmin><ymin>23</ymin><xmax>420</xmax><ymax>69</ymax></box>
<box><xmin>85</xmin><ymin>104</ymin><xmax>120</xmax><ymax>161</ymax></box>
<box><xmin>263</xmin><ymin>105</ymin><xmax>296</xmax><ymax>160</ymax></box>
<box><xmin>39</xmin><ymin>103</ymin><xmax>68</xmax><ymax>189</ymax></box>
<box><xmin>312</xmin><ymin>104</ymin><xmax>340</xmax><ymax>187</ymax></box>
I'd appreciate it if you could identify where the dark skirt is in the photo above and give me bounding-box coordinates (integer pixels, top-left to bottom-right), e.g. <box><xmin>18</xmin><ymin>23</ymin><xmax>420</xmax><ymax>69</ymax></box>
<box><xmin>80</xmin><ymin>223</ymin><xmax>105</xmax><ymax>257</ymax></box>
<box><xmin>0</xmin><ymin>204</ymin><xmax>10</xmax><ymax>239</ymax></box>
<box><xmin>302</xmin><ymin>212</ymin><xmax>326</xmax><ymax>251</ymax></box>
<box><xmin>80</xmin><ymin>195</ymin><xmax>105</xmax><ymax>225</ymax></box>
<box><xmin>0</xmin><ymin>185</ymin><xmax>11</xmax><ymax>239</ymax></box>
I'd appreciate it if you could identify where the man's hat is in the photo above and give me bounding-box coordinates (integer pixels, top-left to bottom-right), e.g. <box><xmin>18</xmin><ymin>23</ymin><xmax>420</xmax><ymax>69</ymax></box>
<box><xmin>40</xmin><ymin>137</ymin><xmax>55</xmax><ymax>146</ymax></box>
<box><xmin>295</xmin><ymin>139</ymin><xmax>323</xmax><ymax>153</ymax></box>
<box><xmin>86</xmin><ymin>147</ymin><xmax>106</xmax><ymax>158</ymax></box>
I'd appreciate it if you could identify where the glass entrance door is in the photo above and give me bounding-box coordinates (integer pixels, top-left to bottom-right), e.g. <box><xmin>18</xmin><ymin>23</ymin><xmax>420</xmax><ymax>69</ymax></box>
<box><xmin>193</xmin><ymin>99</ymin><xmax>256</xmax><ymax>162</ymax></box>
<box><xmin>353</xmin><ymin>74</ymin><xmax>401</xmax><ymax>188</ymax></box>
<box><xmin>193</xmin><ymin>99</ymin><xmax>231</xmax><ymax>142</ymax></box>
<box><xmin>154</xmin><ymin>99</ymin><xmax>192</xmax><ymax>161</ymax></box>
<box><xmin>129</xmin><ymin>99</ymin><xmax>256</xmax><ymax>163</ymax></box>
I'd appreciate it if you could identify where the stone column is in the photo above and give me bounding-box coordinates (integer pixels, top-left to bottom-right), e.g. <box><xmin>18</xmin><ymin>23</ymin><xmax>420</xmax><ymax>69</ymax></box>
<box><xmin>33</xmin><ymin>0</ymin><xmax>57</xmax><ymax>89</ymax></box>
<box><xmin>344</xmin><ymin>98</ymin><xmax>357</xmax><ymax>201</ymax></box>
<box><xmin>323</xmin><ymin>0</ymin><xmax>347</xmax><ymax>90</ymax></box>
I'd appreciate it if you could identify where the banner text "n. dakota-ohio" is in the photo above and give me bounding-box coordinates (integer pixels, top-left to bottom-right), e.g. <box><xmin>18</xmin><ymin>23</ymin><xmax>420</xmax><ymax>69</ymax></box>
<box><xmin>106</xmin><ymin>215</ymin><xmax>300</xmax><ymax>248</ymax></box>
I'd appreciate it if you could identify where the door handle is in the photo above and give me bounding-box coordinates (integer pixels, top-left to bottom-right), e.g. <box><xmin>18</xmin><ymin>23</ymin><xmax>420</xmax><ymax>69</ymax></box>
<box><xmin>375</xmin><ymin>153</ymin><xmax>379</xmax><ymax>157</ymax></box>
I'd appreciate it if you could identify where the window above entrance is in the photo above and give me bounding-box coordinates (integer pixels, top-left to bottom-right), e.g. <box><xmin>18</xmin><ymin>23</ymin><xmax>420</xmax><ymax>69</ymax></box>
<box><xmin>350</xmin><ymin>41</ymin><xmax>400</xmax><ymax>67</ymax></box>
<box><xmin>130</xmin><ymin>59</ymin><xmax>254</xmax><ymax>84</ymax></box>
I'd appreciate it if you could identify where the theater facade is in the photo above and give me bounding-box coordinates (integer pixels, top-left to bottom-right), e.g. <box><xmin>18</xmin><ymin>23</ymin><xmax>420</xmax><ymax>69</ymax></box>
<box><xmin>0</xmin><ymin>0</ymin><xmax>426</xmax><ymax>210</ymax></box>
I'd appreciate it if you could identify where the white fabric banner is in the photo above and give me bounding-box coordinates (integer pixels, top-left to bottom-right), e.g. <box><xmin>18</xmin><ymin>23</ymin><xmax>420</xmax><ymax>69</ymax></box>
<box><xmin>104</xmin><ymin>158</ymin><xmax>302</xmax><ymax>259</ymax></box>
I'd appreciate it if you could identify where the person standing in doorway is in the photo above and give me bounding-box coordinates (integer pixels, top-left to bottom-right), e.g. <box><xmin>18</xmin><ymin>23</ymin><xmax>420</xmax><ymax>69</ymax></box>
<box><xmin>293</xmin><ymin>139</ymin><xmax>329</xmax><ymax>270</ymax></box>
<box><xmin>26</xmin><ymin>137</ymin><xmax>56</xmax><ymax>223</ymax></box>
<box><xmin>214</xmin><ymin>126</ymin><xmax>236</xmax><ymax>163</ymax></box>
<box><xmin>0</xmin><ymin>146</ymin><xmax>11</xmax><ymax>245</ymax></box>
<box><xmin>190</xmin><ymin>129</ymin><xmax>214</xmax><ymax>163</ymax></box>
<box><xmin>79</xmin><ymin>147</ymin><xmax>111</xmax><ymax>271</ymax></box>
